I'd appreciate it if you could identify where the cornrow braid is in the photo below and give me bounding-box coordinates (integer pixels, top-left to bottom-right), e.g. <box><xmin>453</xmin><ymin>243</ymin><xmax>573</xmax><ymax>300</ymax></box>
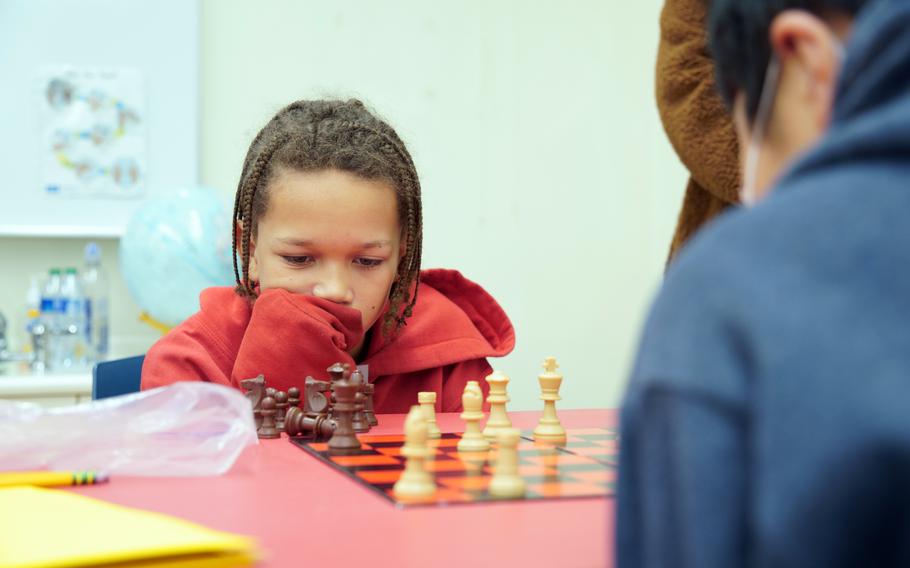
<box><xmin>231</xmin><ymin>99</ymin><xmax>424</xmax><ymax>336</ymax></box>
<box><xmin>232</xmin><ymin>132</ymin><xmax>291</xmax><ymax>299</ymax></box>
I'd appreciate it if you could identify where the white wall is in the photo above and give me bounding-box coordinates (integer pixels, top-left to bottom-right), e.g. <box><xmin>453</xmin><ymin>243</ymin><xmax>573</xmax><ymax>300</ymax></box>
<box><xmin>0</xmin><ymin>0</ymin><xmax>687</xmax><ymax>410</ymax></box>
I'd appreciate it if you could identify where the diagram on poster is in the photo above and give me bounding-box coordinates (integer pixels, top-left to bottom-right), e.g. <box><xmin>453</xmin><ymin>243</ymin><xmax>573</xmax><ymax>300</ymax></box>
<box><xmin>39</xmin><ymin>67</ymin><xmax>146</xmax><ymax>198</ymax></box>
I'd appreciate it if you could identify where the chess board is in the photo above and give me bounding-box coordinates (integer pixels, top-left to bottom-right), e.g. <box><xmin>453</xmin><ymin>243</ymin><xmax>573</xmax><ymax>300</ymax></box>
<box><xmin>289</xmin><ymin>427</ymin><xmax>617</xmax><ymax>507</ymax></box>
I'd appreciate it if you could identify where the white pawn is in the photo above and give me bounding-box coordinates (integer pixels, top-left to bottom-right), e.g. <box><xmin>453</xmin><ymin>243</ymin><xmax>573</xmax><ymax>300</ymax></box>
<box><xmin>418</xmin><ymin>391</ymin><xmax>441</xmax><ymax>439</ymax></box>
<box><xmin>393</xmin><ymin>405</ymin><xmax>436</xmax><ymax>499</ymax></box>
<box><xmin>533</xmin><ymin>357</ymin><xmax>567</xmax><ymax>445</ymax></box>
<box><xmin>488</xmin><ymin>427</ymin><xmax>526</xmax><ymax>498</ymax></box>
<box><xmin>482</xmin><ymin>370</ymin><xmax>512</xmax><ymax>441</ymax></box>
<box><xmin>458</xmin><ymin>381</ymin><xmax>490</xmax><ymax>452</ymax></box>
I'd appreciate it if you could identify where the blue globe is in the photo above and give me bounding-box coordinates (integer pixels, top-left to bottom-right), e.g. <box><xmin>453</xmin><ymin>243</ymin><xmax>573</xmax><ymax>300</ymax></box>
<box><xmin>121</xmin><ymin>187</ymin><xmax>235</xmax><ymax>327</ymax></box>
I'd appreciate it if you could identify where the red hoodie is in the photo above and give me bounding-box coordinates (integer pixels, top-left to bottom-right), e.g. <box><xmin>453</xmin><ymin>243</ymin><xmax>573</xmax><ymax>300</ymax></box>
<box><xmin>141</xmin><ymin>269</ymin><xmax>515</xmax><ymax>412</ymax></box>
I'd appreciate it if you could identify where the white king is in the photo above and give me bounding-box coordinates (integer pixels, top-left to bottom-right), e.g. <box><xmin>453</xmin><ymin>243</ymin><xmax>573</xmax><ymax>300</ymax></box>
<box><xmin>532</xmin><ymin>356</ymin><xmax>567</xmax><ymax>445</ymax></box>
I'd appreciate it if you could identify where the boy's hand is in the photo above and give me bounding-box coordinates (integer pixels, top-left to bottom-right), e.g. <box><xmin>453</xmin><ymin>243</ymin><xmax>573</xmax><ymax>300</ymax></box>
<box><xmin>232</xmin><ymin>290</ymin><xmax>365</xmax><ymax>393</ymax></box>
<box><xmin>294</xmin><ymin>295</ymin><xmax>365</xmax><ymax>353</ymax></box>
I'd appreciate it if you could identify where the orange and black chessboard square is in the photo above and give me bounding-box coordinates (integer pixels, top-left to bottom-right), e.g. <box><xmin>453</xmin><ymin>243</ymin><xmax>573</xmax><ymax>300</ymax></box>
<box><xmin>521</xmin><ymin>427</ymin><xmax>618</xmax><ymax>466</ymax></box>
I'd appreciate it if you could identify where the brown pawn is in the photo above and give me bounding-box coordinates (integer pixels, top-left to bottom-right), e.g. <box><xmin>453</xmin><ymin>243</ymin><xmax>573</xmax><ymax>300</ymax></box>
<box><xmin>274</xmin><ymin>390</ymin><xmax>289</xmax><ymax>433</ymax></box>
<box><xmin>327</xmin><ymin>363</ymin><xmax>361</xmax><ymax>451</ymax></box>
<box><xmin>287</xmin><ymin>387</ymin><xmax>301</xmax><ymax>410</ymax></box>
<box><xmin>258</xmin><ymin>396</ymin><xmax>280</xmax><ymax>439</ymax></box>
<box><xmin>350</xmin><ymin>370</ymin><xmax>370</xmax><ymax>433</ymax></box>
<box><xmin>339</xmin><ymin>363</ymin><xmax>354</xmax><ymax>401</ymax></box>
<box><xmin>363</xmin><ymin>382</ymin><xmax>378</xmax><ymax>427</ymax></box>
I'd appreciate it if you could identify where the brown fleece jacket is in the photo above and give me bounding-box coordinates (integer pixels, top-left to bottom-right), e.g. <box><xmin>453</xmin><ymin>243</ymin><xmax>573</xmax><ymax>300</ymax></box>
<box><xmin>657</xmin><ymin>0</ymin><xmax>741</xmax><ymax>261</ymax></box>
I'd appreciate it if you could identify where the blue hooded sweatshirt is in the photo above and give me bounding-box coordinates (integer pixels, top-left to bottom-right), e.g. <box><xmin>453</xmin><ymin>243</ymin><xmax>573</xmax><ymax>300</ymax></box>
<box><xmin>617</xmin><ymin>1</ymin><xmax>910</xmax><ymax>566</ymax></box>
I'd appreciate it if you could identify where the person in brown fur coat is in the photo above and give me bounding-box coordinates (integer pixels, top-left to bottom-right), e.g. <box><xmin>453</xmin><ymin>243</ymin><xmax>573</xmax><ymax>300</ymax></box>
<box><xmin>657</xmin><ymin>0</ymin><xmax>741</xmax><ymax>260</ymax></box>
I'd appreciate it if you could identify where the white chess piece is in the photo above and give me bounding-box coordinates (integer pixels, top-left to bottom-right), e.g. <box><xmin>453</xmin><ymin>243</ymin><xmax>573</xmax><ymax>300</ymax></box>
<box><xmin>482</xmin><ymin>370</ymin><xmax>512</xmax><ymax>441</ymax></box>
<box><xmin>458</xmin><ymin>381</ymin><xmax>490</xmax><ymax>452</ymax></box>
<box><xmin>533</xmin><ymin>357</ymin><xmax>567</xmax><ymax>445</ymax></box>
<box><xmin>418</xmin><ymin>391</ymin><xmax>442</xmax><ymax>439</ymax></box>
<box><xmin>393</xmin><ymin>405</ymin><xmax>436</xmax><ymax>498</ymax></box>
<box><xmin>488</xmin><ymin>427</ymin><xmax>526</xmax><ymax>498</ymax></box>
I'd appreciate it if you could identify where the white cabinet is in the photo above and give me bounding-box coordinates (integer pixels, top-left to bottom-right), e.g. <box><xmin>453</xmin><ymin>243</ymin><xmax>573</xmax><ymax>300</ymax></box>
<box><xmin>0</xmin><ymin>368</ymin><xmax>92</xmax><ymax>407</ymax></box>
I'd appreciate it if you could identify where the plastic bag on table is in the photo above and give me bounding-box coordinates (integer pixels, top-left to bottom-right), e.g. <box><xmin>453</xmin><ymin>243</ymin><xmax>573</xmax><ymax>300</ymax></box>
<box><xmin>0</xmin><ymin>382</ymin><xmax>258</xmax><ymax>476</ymax></box>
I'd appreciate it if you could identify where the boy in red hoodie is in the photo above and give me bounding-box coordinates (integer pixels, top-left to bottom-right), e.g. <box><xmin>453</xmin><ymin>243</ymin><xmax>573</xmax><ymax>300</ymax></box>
<box><xmin>141</xmin><ymin>99</ymin><xmax>515</xmax><ymax>412</ymax></box>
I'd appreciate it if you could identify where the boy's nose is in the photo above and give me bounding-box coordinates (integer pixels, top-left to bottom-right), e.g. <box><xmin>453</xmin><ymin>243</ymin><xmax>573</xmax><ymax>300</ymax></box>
<box><xmin>312</xmin><ymin>269</ymin><xmax>354</xmax><ymax>305</ymax></box>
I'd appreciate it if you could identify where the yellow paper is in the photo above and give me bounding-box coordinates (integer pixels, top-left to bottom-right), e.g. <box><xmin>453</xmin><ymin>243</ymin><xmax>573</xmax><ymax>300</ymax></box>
<box><xmin>0</xmin><ymin>486</ymin><xmax>259</xmax><ymax>568</ymax></box>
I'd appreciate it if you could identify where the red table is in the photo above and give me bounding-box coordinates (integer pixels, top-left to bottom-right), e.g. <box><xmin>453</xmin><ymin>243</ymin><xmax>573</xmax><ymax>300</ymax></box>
<box><xmin>70</xmin><ymin>409</ymin><xmax>615</xmax><ymax>568</ymax></box>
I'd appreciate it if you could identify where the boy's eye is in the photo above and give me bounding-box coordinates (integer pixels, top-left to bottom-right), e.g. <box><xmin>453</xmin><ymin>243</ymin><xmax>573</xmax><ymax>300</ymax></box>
<box><xmin>282</xmin><ymin>255</ymin><xmax>314</xmax><ymax>266</ymax></box>
<box><xmin>354</xmin><ymin>257</ymin><xmax>383</xmax><ymax>268</ymax></box>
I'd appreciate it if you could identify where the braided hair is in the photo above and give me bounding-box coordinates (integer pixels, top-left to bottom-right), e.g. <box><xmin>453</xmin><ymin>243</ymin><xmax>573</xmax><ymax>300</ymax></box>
<box><xmin>231</xmin><ymin>99</ymin><xmax>423</xmax><ymax>334</ymax></box>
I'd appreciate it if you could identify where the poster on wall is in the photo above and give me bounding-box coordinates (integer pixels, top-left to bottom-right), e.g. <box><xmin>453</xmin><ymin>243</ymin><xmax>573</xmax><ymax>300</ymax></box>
<box><xmin>38</xmin><ymin>67</ymin><xmax>147</xmax><ymax>198</ymax></box>
<box><xmin>0</xmin><ymin>0</ymin><xmax>197</xmax><ymax>237</ymax></box>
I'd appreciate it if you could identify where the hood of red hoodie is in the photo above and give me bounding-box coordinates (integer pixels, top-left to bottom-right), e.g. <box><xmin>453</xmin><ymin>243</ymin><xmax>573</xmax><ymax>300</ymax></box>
<box><xmin>363</xmin><ymin>268</ymin><xmax>515</xmax><ymax>376</ymax></box>
<box><xmin>192</xmin><ymin>268</ymin><xmax>515</xmax><ymax>379</ymax></box>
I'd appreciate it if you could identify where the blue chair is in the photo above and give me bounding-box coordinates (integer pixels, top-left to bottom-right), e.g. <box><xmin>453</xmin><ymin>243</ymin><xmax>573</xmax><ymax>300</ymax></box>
<box><xmin>92</xmin><ymin>355</ymin><xmax>145</xmax><ymax>400</ymax></box>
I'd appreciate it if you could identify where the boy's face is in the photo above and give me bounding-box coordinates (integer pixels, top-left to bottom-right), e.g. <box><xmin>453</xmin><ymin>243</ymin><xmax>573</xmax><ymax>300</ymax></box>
<box><xmin>247</xmin><ymin>168</ymin><xmax>402</xmax><ymax>354</ymax></box>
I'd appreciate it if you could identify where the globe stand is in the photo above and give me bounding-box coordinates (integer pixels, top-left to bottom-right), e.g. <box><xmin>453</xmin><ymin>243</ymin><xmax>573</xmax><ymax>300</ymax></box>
<box><xmin>139</xmin><ymin>311</ymin><xmax>173</xmax><ymax>335</ymax></box>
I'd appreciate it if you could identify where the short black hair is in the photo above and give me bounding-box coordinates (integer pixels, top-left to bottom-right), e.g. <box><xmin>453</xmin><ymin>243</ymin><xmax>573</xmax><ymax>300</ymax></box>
<box><xmin>709</xmin><ymin>0</ymin><xmax>868</xmax><ymax>123</ymax></box>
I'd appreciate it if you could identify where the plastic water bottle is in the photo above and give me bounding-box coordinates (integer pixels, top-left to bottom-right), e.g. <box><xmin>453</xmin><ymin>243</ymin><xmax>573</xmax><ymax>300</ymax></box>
<box><xmin>20</xmin><ymin>274</ymin><xmax>42</xmax><ymax>360</ymax></box>
<box><xmin>59</xmin><ymin>267</ymin><xmax>87</xmax><ymax>369</ymax></box>
<box><xmin>82</xmin><ymin>242</ymin><xmax>110</xmax><ymax>363</ymax></box>
<box><xmin>25</xmin><ymin>275</ymin><xmax>41</xmax><ymax>328</ymax></box>
<box><xmin>40</xmin><ymin>268</ymin><xmax>63</xmax><ymax>370</ymax></box>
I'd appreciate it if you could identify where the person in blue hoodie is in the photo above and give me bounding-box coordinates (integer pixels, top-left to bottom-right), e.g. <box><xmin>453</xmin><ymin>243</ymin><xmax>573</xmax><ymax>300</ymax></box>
<box><xmin>617</xmin><ymin>0</ymin><xmax>910</xmax><ymax>566</ymax></box>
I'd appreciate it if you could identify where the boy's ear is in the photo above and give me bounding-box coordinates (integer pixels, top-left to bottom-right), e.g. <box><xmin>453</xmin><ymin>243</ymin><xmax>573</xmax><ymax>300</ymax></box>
<box><xmin>233</xmin><ymin>220</ymin><xmax>244</xmax><ymax>252</ymax></box>
<box><xmin>770</xmin><ymin>10</ymin><xmax>841</xmax><ymax>127</ymax></box>
<box><xmin>248</xmin><ymin>234</ymin><xmax>259</xmax><ymax>283</ymax></box>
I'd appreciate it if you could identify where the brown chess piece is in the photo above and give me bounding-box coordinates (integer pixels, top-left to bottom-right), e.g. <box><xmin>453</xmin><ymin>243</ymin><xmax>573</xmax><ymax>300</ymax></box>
<box><xmin>326</xmin><ymin>364</ymin><xmax>346</xmax><ymax>413</ymax></box>
<box><xmin>304</xmin><ymin>376</ymin><xmax>330</xmax><ymax>414</ymax></box>
<box><xmin>284</xmin><ymin>406</ymin><xmax>303</xmax><ymax>436</ymax></box>
<box><xmin>240</xmin><ymin>374</ymin><xmax>266</xmax><ymax>429</ymax></box>
<box><xmin>350</xmin><ymin>369</ymin><xmax>370</xmax><ymax>433</ymax></box>
<box><xmin>287</xmin><ymin>387</ymin><xmax>301</xmax><ymax>410</ymax></box>
<box><xmin>285</xmin><ymin>407</ymin><xmax>336</xmax><ymax>439</ymax></box>
<box><xmin>363</xmin><ymin>382</ymin><xmax>378</xmax><ymax>427</ymax></box>
<box><xmin>258</xmin><ymin>395</ymin><xmax>280</xmax><ymax>439</ymax></box>
<box><xmin>327</xmin><ymin>363</ymin><xmax>361</xmax><ymax>451</ymax></box>
<box><xmin>274</xmin><ymin>390</ymin><xmax>289</xmax><ymax>433</ymax></box>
